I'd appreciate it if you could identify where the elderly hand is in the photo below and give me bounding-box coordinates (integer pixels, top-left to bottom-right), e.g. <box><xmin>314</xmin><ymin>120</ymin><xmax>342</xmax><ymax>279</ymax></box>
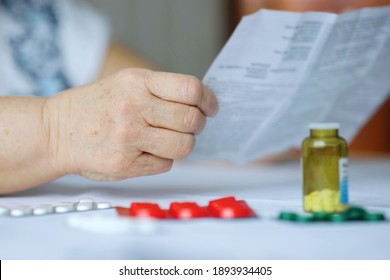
<box><xmin>45</xmin><ymin>68</ymin><xmax>218</xmax><ymax>181</ymax></box>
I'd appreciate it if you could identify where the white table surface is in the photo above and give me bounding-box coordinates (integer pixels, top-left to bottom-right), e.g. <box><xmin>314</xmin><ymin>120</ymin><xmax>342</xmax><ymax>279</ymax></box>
<box><xmin>1</xmin><ymin>157</ymin><xmax>389</xmax><ymax>260</ymax></box>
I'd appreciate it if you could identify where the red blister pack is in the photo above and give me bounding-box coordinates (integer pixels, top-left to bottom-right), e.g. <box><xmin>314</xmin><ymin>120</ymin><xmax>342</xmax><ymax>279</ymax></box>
<box><xmin>208</xmin><ymin>197</ymin><xmax>255</xmax><ymax>218</ymax></box>
<box><xmin>115</xmin><ymin>206</ymin><xmax>130</xmax><ymax>217</ymax></box>
<box><xmin>169</xmin><ymin>202</ymin><xmax>209</xmax><ymax>219</ymax></box>
<box><xmin>115</xmin><ymin>196</ymin><xmax>256</xmax><ymax>220</ymax></box>
<box><xmin>129</xmin><ymin>202</ymin><xmax>165</xmax><ymax>219</ymax></box>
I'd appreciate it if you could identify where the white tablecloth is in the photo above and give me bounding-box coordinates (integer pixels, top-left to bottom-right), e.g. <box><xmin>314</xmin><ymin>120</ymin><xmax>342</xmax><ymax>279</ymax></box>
<box><xmin>1</xmin><ymin>157</ymin><xmax>389</xmax><ymax>259</ymax></box>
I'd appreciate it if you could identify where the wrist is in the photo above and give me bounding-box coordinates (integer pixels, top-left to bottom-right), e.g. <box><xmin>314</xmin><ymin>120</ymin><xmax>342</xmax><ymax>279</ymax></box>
<box><xmin>43</xmin><ymin>93</ymin><xmax>72</xmax><ymax>178</ymax></box>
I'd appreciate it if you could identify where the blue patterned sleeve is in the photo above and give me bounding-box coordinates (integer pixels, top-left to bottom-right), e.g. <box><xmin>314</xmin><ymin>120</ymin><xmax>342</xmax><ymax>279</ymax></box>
<box><xmin>0</xmin><ymin>0</ymin><xmax>111</xmax><ymax>97</ymax></box>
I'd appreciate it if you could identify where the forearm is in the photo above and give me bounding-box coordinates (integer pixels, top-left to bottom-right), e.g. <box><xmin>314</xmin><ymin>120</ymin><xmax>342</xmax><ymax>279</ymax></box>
<box><xmin>0</xmin><ymin>96</ymin><xmax>63</xmax><ymax>194</ymax></box>
<box><xmin>0</xmin><ymin>69</ymin><xmax>217</xmax><ymax>195</ymax></box>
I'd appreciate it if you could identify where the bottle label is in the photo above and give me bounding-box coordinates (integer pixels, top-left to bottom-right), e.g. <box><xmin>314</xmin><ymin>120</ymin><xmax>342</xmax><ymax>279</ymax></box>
<box><xmin>339</xmin><ymin>158</ymin><xmax>348</xmax><ymax>204</ymax></box>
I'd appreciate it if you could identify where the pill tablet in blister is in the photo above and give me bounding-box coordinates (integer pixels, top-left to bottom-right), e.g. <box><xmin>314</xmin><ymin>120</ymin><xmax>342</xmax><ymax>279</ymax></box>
<box><xmin>96</xmin><ymin>202</ymin><xmax>112</xmax><ymax>209</ymax></box>
<box><xmin>54</xmin><ymin>202</ymin><xmax>75</xmax><ymax>213</ymax></box>
<box><xmin>78</xmin><ymin>198</ymin><xmax>94</xmax><ymax>203</ymax></box>
<box><xmin>76</xmin><ymin>202</ymin><xmax>94</xmax><ymax>211</ymax></box>
<box><xmin>33</xmin><ymin>205</ymin><xmax>54</xmax><ymax>216</ymax></box>
<box><xmin>0</xmin><ymin>206</ymin><xmax>9</xmax><ymax>216</ymax></box>
<box><xmin>10</xmin><ymin>207</ymin><xmax>32</xmax><ymax>217</ymax></box>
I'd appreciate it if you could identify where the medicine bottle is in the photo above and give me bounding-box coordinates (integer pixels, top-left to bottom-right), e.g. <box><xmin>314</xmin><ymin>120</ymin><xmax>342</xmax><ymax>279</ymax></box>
<box><xmin>302</xmin><ymin>123</ymin><xmax>348</xmax><ymax>213</ymax></box>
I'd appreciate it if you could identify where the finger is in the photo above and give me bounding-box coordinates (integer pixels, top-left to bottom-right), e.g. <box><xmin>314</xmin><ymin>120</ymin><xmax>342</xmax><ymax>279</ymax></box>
<box><xmin>131</xmin><ymin>153</ymin><xmax>173</xmax><ymax>177</ymax></box>
<box><xmin>145</xmin><ymin>71</ymin><xmax>219</xmax><ymax>117</ymax></box>
<box><xmin>144</xmin><ymin>98</ymin><xmax>206</xmax><ymax>134</ymax></box>
<box><xmin>138</xmin><ymin>127</ymin><xmax>195</xmax><ymax>160</ymax></box>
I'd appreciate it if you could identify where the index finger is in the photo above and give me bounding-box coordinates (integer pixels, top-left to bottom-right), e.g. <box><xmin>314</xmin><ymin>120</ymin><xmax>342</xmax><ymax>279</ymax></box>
<box><xmin>144</xmin><ymin>71</ymin><xmax>219</xmax><ymax>117</ymax></box>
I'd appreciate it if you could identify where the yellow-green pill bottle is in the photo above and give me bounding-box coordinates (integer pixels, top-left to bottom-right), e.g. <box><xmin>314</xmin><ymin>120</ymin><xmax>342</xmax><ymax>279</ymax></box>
<box><xmin>302</xmin><ymin>123</ymin><xmax>348</xmax><ymax>213</ymax></box>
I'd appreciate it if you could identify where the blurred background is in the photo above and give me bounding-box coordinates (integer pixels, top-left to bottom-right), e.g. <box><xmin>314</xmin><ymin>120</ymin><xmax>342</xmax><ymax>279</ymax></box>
<box><xmin>86</xmin><ymin>0</ymin><xmax>390</xmax><ymax>155</ymax></box>
<box><xmin>86</xmin><ymin>0</ymin><xmax>232</xmax><ymax>78</ymax></box>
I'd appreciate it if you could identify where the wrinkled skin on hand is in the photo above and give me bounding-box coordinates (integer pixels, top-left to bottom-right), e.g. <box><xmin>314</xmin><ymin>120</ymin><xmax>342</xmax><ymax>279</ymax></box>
<box><xmin>45</xmin><ymin>68</ymin><xmax>218</xmax><ymax>181</ymax></box>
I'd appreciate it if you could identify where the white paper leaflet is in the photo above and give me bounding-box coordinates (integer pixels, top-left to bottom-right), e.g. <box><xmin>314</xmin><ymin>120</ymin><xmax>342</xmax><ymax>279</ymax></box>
<box><xmin>191</xmin><ymin>6</ymin><xmax>390</xmax><ymax>163</ymax></box>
